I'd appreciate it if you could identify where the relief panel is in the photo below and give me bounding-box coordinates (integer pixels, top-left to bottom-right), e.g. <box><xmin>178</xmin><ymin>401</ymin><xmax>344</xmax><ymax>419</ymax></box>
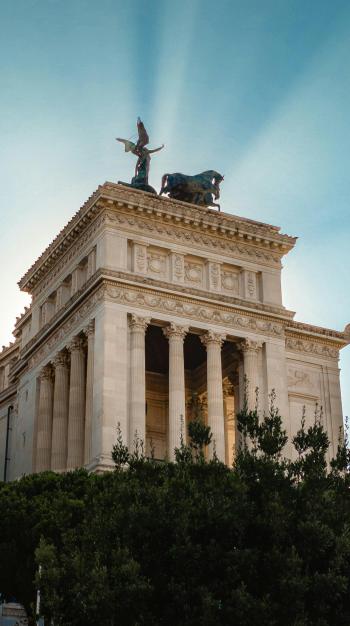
<box><xmin>184</xmin><ymin>257</ymin><xmax>204</xmax><ymax>288</ymax></box>
<box><xmin>287</xmin><ymin>365</ymin><xmax>319</xmax><ymax>397</ymax></box>
<box><xmin>221</xmin><ymin>267</ymin><xmax>240</xmax><ymax>296</ymax></box>
<box><xmin>147</xmin><ymin>248</ymin><xmax>168</xmax><ymax>280</ymax></box>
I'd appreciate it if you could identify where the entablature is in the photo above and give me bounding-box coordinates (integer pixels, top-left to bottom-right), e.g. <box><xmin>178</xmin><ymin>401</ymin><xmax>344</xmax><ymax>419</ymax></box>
<box><xmin>18</xmin><ymin>182</ymin><xmax>297</xmax><ymax>296</ymax></box>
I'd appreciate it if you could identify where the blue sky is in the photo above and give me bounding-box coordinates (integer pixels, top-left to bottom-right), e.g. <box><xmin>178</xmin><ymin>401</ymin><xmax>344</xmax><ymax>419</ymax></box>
<box><xmin>0</xmin><ymin>0</ymin><xmax>349</xmax><ymax>416</ymax></box>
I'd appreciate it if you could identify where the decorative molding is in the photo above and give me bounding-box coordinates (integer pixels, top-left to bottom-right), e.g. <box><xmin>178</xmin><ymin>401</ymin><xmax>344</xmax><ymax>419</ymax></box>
<box><xmin>31</xmin><ymin>214</ymin><xmax>105</xmax><ymax>298</ymax></box>
<box><xmin>173</xmin><ymin>254</ymin><xmax>184</xmax><ymax>278</ymax></box>
<box><xmin>134</xmin><ymin>243</ymin><xmax>148</xmax><ymax>273</ymax></box>
<box><xmin>105</xmin><ymin>209</ymin><xmax>283</xmax><ymax>269</ymax></box>
<box><xmin>286</xmin><ymin>337</ymin><xmax>339</xmax><ymax>360</ymax></box>
<box><xmin>19</xmin><ymin>276</ymin><xmax>344</xmax><ymax>375</ymax></box>
<box><xmin>103</xmin><ymin>282</ymin><xmax>285</xmax><ymax>338</ymax></box>
<box><xmin>247</xmin><ymin>272</ymin><xmax>256</xmax><ymax>297</ymax></box>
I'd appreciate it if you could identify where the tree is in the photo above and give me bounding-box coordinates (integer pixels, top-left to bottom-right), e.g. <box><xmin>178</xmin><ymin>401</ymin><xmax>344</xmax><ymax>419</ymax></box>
<box><xmin>1</xmin><ymin>407</ymin><xmax>350</xmax><ymax>625</ymax></box>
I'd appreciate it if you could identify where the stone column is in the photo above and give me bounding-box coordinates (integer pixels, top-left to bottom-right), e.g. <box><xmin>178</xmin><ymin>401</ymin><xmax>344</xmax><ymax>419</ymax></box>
<box><xmin>67</xmin><ymin>336</ymin><xmax>86</xmax><ymax>469</ymax></box>
<box><xmin>83</xmin><ymin>320</ymin><xmax>95</xmax><ymax>465</ymax></box>
<box><xmin>36</xmin><ymin>364</ymin><xmax>54</xmax><ymax>472</ymax></box>
<box><xmin>163</xmin><ymin>323</ymin><xmax>188</xmax><ymax>461</ymax></box>
<box><xmin>230</xmin><ymin>372</ymin><xmax>241</xmax><ymax>454</ymax></box>
<box><xmin>238</xmin><ymin>339</ymin><xmax>262</xmax><ymax>411</ymax></box>
<box><xmin>129</xmin><ymin>315</ymin><xmax>150</xmax><ymax>449</ymax></box>
<box><xmin>51</xmin><ymin>351</ymin><xmax>70</xmax><ymax>470</ymax></box>
<box><xmin>200</xmin><ymin>331</ymin><xmax>226</xmax><ymax>461</ymax></box>
<box><xmin>223</xmin><ymin>379</ymin><xmax>235</xmax><ymax>465</ymax></box>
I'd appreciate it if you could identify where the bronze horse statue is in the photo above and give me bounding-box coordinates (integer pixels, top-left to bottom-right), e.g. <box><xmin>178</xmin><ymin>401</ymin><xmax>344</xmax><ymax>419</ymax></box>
<box><xmin>160</xmin><ymin>170</ymin><xmax>224</xmax><ymax>210</ymax></box>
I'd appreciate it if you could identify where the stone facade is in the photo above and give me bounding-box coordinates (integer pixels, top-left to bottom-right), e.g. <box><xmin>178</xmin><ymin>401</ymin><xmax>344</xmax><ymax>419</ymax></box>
<box><xmin>0</xmin><ymin>182</ymin><xmax>349</xmax><ymax>478</ymax></box>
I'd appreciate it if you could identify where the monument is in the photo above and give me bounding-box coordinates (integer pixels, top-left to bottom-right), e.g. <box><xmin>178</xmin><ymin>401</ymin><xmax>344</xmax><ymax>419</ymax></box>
<box><xmin>0</xmin><ymin>122</ymin><xmax>349</xmax><ymax>479</ymax></box>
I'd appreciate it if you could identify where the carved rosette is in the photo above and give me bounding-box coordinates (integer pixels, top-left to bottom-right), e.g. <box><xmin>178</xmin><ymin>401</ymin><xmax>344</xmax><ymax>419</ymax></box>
<box><xmin>200</xmin><ymin>330</ymin><xmax>226</xmax><ymax>349</ymax></box>
<box><xmin>163</xmin><ymin>323</ymin><xmax>189</xmax><ymax>342</ymax></box>
<box><xmin>129</xmin><ymin>314</ymin><xmax>150</xmax><ymax>333</ymax></box>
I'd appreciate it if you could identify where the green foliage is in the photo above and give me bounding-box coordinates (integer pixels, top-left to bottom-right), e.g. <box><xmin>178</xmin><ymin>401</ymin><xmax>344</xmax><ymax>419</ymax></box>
<box><xmin>1</xmin><ymin>401</ymin><xmax>350</xmax><ymax>625</ymax></box>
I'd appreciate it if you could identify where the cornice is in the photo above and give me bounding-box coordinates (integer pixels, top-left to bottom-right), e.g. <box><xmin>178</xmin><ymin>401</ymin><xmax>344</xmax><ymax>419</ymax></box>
<box><xmin>285</xmin><ymin>336</ymin><xmax>340</xmax><ymax>360</ymax></box>
<box><xmin>18</xmin><ymin>186</ymin><xmax>104</xmax><ymax>293</ymax></box>
<box><xmin>101</xmin><ymin>268</ymin><xmax>294</xmax><ymax>320</ymax></box>
<box><xmin>0</xmin><ymin>341</ymin><xmax>20</xmax><ymax>363</ymax></box>
<box><xmin>103</xmin><ymin>208</ymin><xmax>284</xmax><ymax>269</ymax></box>
<box><xmin>18</xmin><ymin>182</ymin><xmax>297</xmax><ymax>294</ymax></box>
<box><xmin>285</xmin><ymin>326</ymin><xmax>347</xmax><ymax>347</ymax></box>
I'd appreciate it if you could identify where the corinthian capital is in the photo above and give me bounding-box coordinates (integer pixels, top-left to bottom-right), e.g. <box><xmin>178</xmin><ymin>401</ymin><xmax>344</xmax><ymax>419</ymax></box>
<box><xmin>68</xmin><ymin>336</ymin><xmax>85</xmax><ymax>353</ymax></box>
<box><xmin>163</xmin><ymin>323</ymin><xmax>189</xmax><ymax>341</ymax></box>
<box><xmin>82</xmin><ymin>319</ymin><xmax>95</xmax><ymax>338</ymax></box>
<box><xmin>52</xmin><ymin>351</ymin><xmax>69</xmax><ymax>369</ymax></box>
<box><xmin>39</xmin><ymin>364</ymin><xmax>53</xmax><ymax>381</ymax></box>
<box><xmin>200</xmin><ymin>330</ymin><xmax>226</xmax><ymax>348</ymax></box>
<box><xmin>129</xmin><ymin>314</ymin><xmax>151</xmax><ymax>333</ymax></box>
<box><xmin>238</xmin><ymin>338</ymin><xmax>263</xmax><ymax>354</ymax></box>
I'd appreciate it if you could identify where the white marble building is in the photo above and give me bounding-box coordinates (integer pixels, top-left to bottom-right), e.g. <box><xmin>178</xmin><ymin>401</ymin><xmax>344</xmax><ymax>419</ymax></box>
<box><xmin>0</xmin><ymin>182</ymin><xmax>349</xmax><ymax>479</ymax></box>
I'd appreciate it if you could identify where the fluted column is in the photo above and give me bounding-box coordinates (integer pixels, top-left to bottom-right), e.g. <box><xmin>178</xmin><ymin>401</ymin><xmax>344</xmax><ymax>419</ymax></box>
<box><xmin>51</xmin><ymin>351</ymin><xmax>70</xmax><ymax>470</ymax></box>
<box><xmin>223</xmin><ymin>379</ymin><xmax>235</xmax><ymax>465</ymax></box>
<box><xmin>36</xmin><ymin>364</ymin><xmax>54</xmax><ymax>472</ymax></box>
<box><xmin>163</xmin><ymin>323</ymin><xmax>188</xmax><ymax>460</ymax></box>
<box><xmin>231</xmin><ymin>372</ymin><xmax>241</xmax><ymax>453</ymax></box>
<box><xmin>129</xmin><ymin>315</ymin><xmax>150</xmax><ymax>450</ymax></box>
<box><xmin>200</xmin><ymin>331</ymin><xmax>226</xmax><ymax>461</ymax></box>
<box><xmin>238</xmin><ymin>339</ymin><xmax>262</xmax><ymax>411</ymax></box>
<box><xmin>67</xmin><ymin>336</ymin><xmax>86</xmax><ymax>469</ymax></box>
<box><xmin>83</xmin><ymin>321</ymin><xmax>95</xmax><ymax>465</ymax></box>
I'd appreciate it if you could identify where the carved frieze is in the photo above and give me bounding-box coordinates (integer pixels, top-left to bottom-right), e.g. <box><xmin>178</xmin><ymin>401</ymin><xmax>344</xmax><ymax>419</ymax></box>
<box><xmin>286</xmin><ymin>337</ymin><xmax>339</xmax><ymax>360</ymax></box>
<box><xmin>103</xmin><ymin>282</ymin><xmax>284</xmax><ymax>338</ymax></box>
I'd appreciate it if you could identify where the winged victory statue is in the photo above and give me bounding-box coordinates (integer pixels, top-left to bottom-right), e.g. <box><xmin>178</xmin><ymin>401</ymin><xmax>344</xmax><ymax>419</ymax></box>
<box><xmin>116</xmin><ymin>118</ymin><xmax>164</xmax><ymax>194</ymax></box>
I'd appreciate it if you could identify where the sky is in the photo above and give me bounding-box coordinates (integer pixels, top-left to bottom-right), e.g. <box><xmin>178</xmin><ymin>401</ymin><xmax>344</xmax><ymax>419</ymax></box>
<box><xmin>0</xmin><ymin>0</ymin><xmax>349</xmax><ymax>416</ymax></box>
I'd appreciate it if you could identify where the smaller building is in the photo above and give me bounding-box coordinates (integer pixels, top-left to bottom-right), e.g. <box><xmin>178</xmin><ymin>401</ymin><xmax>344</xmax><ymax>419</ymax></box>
<box><xmin>0</xmin><ymin>602</ymin><xmax>28</xmax><ymax>626</ymax></box>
